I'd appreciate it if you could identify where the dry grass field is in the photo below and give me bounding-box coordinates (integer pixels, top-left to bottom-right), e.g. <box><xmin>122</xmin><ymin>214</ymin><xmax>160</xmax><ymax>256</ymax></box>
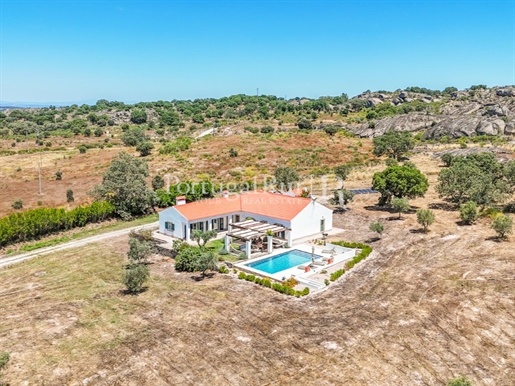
<box><xmin>1</xmin><ymin>154</ymin><xmax>514</xmax><ymax>385</ymax></box>
<box><xmin>0</xmin><ymin>131</ymin><xmax>371</xmax><ymax>217</ymax></box>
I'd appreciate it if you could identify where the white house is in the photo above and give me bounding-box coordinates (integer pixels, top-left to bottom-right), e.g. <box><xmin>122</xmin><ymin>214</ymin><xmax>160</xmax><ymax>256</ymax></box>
<box><xmin>158</xmin><ymin>191</ymin><xmax>333</xmax><ymax>251</ymax></box>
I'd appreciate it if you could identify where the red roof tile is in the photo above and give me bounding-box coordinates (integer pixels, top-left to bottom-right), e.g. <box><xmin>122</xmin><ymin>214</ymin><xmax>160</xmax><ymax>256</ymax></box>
<box><xmin>173</xmin><ymin>191</ymin><xmax>312</xmax><ymax>221</ymax></box>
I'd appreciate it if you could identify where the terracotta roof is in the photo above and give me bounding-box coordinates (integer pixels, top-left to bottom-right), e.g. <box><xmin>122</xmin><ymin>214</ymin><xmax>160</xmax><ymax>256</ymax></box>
<box><xmin>173</xmin><ymin>191</ymin><xmax>313</xmax><ymax>221</ymax></box>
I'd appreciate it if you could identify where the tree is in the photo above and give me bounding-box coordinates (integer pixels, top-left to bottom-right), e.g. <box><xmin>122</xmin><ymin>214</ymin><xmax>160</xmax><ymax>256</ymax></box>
<box><xmin>196</xmin><ymin>251</ymin><xmax>218</xmax><ymax>277</ymax></box>
<box><xmin>460</xmin><ymin>201</ymin><xmax>478</xmax><ymax>224</ymax></box>
<box><xmin>369</xmin><ymin>221</ymin><xmax>384</xmax><ymax>238</ymax></box>
<box><xmin>329</xmin><ymin>189</ymin><xmax>354</xmax><ymax>210</ymax></box>
<box><xmin>372</xmin><ymin>130</ymin><xmax>415</xmax><ymax>160</ymax></box>
<box><xmin>94</xmin><ymin>127</ymin><xmax>103</xmax><ymax>137</ymax></box>
<box><xmin>372</xmin><ymin>164</ymin><xmax>429</xmax><ymax>205</ymax></box>
<box><xmin>90</xmin><ymin>152</ymin><xmax>155</xmax><ymax>220</ymax></box>
<box><xmin>66</xmin><ymin>189</ymin><xmax>74</xmax><ymax>203</ymax></box>
<box><xmin>121</xmin><ymin>128</ymin><xmax>147</xmax><ymax>147</ymax></box>
<box><xmin>228</xmin><ymin>148</ymin><xmax>238</xmax><ymax>157</ymax></box>
<box><xmin>175</xmin><ymin>246</ymin><xmax>202</xmax><ymax>272</ymax></box>
<box><xmin>55</xmin><ymin>170</ymin><xmax>62</xmax><ymax>180</ymax></box>
<box><xmin>491</xmin><ymin>214</ymin><xmax>513</xmax><ymax>239</ymax></box>
<box><xmin>447</xmin><ymin>376</ymin><xmax>472</xmax><ymax>386</ymax></box>
<box><xmin>391</xmin><ymin>197</ymin><xmax>410</xmax><ymax>219</ymax></box>
<box><xmin>417</xmin><ymin>209</ymin><xmax>435</xmax><ymax>232</ymax></box>
<box><xmin>441</xmin><ymin>153</ymin><xmax>454</xmax><ymax>167</ymax></box>
<box><xmin>191</xmin><ymin>230</ymin><xmax>217</xmax><ymax>249</ymax></box>
<box><xmin>152</xmin><ymin>175</ymin><xmax>165</xmax><ymax>191</ymax></box>
<box><xmin>437</xmin><ymin>153</ymin><xmax>512</xmax><ymax>207</ymax></box>
<box><xmin>274</xmin><ymin>167</ymin><xmax>300</xmax><ymax>190</ymax></box>
<box><xmin>0</xmin><ymin>351</ymin><xmax>9</xmax><ymax>385</ymax></box>
<box><xmin>297</xmin><ymin>118</ymin><xmax>313</xmax><ymax>130</ymax></box>
<box><xmin>333</xmin><ymin>164</ymin><xmax>351</xmax><ymax>189</ymax></box>
<box><xmin>12</xmin><ymin>199</ymin><xmax>23</xmax><ymax>210</ymax></box>
<box><xmin>127</xmin><ymin>235</ymin><xmax>153</xmax><ymax>264</ymax></box>
<box><xmin>136</xmin><ymin>141</ymin><xmax>154</xmax><ymax>157</ymax></box>
<box><xmin>130</xmin><ymin>108</ymin><xmax>147</xmax><ymax>124</ymax></box>
<box><xmin>123</xmin><ymin>263</ymin><xmax>149</xmax><ymax>293</ymax></box>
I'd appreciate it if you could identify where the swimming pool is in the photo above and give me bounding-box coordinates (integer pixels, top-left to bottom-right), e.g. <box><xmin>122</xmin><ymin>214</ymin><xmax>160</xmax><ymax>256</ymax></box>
<box><xmin>245</xmin><ymin>249</ymin><xmax>322</xmax><ymax>274</ymax></box>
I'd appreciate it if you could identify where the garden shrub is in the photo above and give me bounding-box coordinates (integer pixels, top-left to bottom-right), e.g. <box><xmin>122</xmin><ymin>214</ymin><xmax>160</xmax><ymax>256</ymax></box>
<box><xmin>219</xmin><ymin>265</ymin><xmax>229</xmax><ymax>274</ymax></box>
<box><xmin>330</xmin><ymin>269</ymin><xmax>345</xmax><ymax>281</ymax></box>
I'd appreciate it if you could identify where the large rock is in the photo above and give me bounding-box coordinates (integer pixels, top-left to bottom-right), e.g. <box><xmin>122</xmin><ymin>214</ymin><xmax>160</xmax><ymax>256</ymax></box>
<box><xmin>366</xmin><ymin>98</ymin><xmax>383</xmax><ymax>108</ymax></box>
<box><xmin>505</xmin><ymin>122</ymin><xmax>515</xmax><ymax>135</ymax></box>
<box><xmin>477</xmin><ymin>120</ymin><xmax>499</xmax><ymax>136</ymax></box>
<box><xmin>486</xmin><ymin>104</ymin><xmax>509</xmax><ymax>117</ymax></box>
<box><xmin>496</xmin><ymin>88</ymin><xmax>515</xmax><ymax>97</ymax></box>
<box><xmin>353</xmin><ymin>113</ymin><xmax>436</xmax><ymax>137</ymax></box>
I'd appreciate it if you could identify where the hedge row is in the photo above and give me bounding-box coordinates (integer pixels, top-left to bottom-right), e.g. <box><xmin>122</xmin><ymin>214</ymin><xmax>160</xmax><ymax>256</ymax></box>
<box><xmin>330</xmin><ymin>269</ymin><xmax>345</xmax><ymax>281</ymax></box>
<box><xmin>0</xmin><ymin>201</ymin><xmax>115</xmax><ymax>247</ymax></box>
<box><xmin>331</xmin><ymin>241</ymin><xmax>373</xmax><ymax>270</ymax></box>
<box><xmin>237</xmin><ymin>271</ymin><xmax>309</xmax><ymax>297</ymax></box>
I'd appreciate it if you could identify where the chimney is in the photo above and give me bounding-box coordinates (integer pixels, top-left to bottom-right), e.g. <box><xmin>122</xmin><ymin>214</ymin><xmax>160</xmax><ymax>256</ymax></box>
<box><xmin>176</xmin><ymin>196</ymin><xmax>186</xmax><ymax>206</ymax></box>
<box><xmin>223</xmin><ymin>190</ymin><xmax>229</xmax><ymax>198</ymax></box>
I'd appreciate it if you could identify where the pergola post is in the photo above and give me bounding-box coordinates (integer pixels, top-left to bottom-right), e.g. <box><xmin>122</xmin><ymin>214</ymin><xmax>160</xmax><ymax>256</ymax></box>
<box><xmin>286</xmin><ymin>230</ymin><xmax>292</xmax><ymax>248</ymax></box>
<box><xmin>224</xmin><ymin>234</ymin><xmax>231</xmax><ymax>252</ymax></box>
<box><xmin>245</xmin><ymin>240</ymin><xmax>252</xmax><ymax>259</ymax></box>
<box><xmin>267</xmin><ymin>235</ymin><xmax>273</xmax><ymax>253</ymax></box>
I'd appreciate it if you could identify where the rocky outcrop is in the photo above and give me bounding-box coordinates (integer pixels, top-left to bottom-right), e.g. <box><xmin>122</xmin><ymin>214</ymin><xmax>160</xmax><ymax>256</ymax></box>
<box><xmin>349</xmin><ymin>86</ymin><xmax>515</xmax><ymax>138</ymax></box>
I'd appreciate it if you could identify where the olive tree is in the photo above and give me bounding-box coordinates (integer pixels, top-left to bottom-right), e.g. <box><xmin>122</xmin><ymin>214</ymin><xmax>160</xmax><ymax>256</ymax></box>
<box><xmin>369</xmin><ymin>221</ymin><xmax>384</xmax><ymax>238</ymax></box>
<box><xmin>417</xmin><ymin>209</ymin><xmax>435</xmax><ymax>232</ymax></box>
<box><xmin>491</xmin><ymin>214</ymin><xmax>513</xmax><ymax>239</ymax></box>
<box><xmin>459</xmin><ymin>201</ymin><xmax>478</xmax><ymax>224</ymax></box>
<box><xmin>274</xmin><ymin>167</ymin><xmax>300</xmax><ymax>191</ymax></box>
<box><xmin>391</xmin><ymin>197</ymin><xmax>410</xmax><ymax>219</ymax></box>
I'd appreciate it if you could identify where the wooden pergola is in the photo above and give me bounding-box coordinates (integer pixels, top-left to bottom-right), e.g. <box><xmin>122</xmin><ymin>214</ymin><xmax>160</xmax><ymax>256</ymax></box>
<box><xmin>227</xmin><ymin>220</ymin><xmax>290</xmax><ymax>241</ymax></box>
<box><xmin>225</xmin><ymin>220</ymin><xmax>291</xmax><ymax>259</ymax></box>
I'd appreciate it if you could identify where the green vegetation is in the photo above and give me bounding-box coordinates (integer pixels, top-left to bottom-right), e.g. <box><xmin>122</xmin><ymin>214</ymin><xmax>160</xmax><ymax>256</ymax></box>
<box><xmin>459</xmin><ymin>201</ymin><xmax>478</xmax><ymax>224</ymax></box>
<box><xmin>330</xmin><ymin>241</ymin><xmax>373</xmax><ymax>270</ymax></box>
<box><xmin>333</xmin><ymin>164</ymin><xmax>352</xmax><ymax>188</ymax></box>
<box><xmin>274</xmin><ymin>166</ymin><xmax>300</xmax><ymax>190</ymax></box>
<box><xmin>437</xmin><ymin>153</ymin><xmax>515</xmax><ymax>207</ymax></box>
<box><xmin>0</xmin><ymin>351</ymin><xmax>10</xmax><ymax>385</ymax></box>
<box><xmin>11</xmin><ymin>199</ymin><xmax>23</xmax><ymax>210</ymax></box>
<box><xmin>447</xmin><ymin>376</ymin><xmax>473</xmax><ymax>386</ymax></box>
<box><xmin>90</xmin><ymin>152</ymin><xmax>155</xmax><ymax>219</ymax></box>
<box><xmin>330</xmin><ymin>269</ymin><xmax>345</xmax><ymax>281</ymax></box>
<box><xmin>416</xmin><ymin>209</ymin><xmax>435</xmax><ymax>232</ymax></box>
<box><xmin>372</xmin><ymin>130</ymin><xmax>415</xmax><ymax>160</ymax></box>
<box><xmin>0</xmin><ymin>201</ymin><xmax>115</xmax><ymax>247</ymax></box>
<box><xmin>123</xmin><ymin>263</ymin><xmax>149</xmax><ymax>294</ymax></box>
<box><xmin>491</xmin><ymin>214</ymin><xmax>513</xmax><ymax>239</ymax></box>
<box><xmin>236</xmin><ymin>271</ymin><xmax>309</xmax><ymax>297</ymax></box>
<box><xmin>369</xmin><ymin>221</ymin><xmax>384</xmax><ymax>237</ymax></box>
<box><xmin>191</xmin><ymin>229</ymin><xmax>217</xmax><ymax>249</ymax></box>
<box><xmin>329</xmin><ymin>189</ymin><xmax>355</xmax><ymax>210</ymax></box>
<box><xmin>391</xmin><ymin>197</ymin><xmax>410</xmax><ymax>219</ymax></box>
<box><xmin>174</xmin><ymin>245</ymin><xmax>218</xmax><ymax>276</ymax></box>
<box><xmin>372</xmin><ymin>164</ymin><xmax>429</xmax><ymax>205</ymax></box>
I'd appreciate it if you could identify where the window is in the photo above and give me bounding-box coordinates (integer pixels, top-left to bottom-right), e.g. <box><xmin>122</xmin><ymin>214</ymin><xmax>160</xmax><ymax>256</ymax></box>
<box><xmin>320</xmin><ymin>219</ymin><xmax>325</xmax><ymax>232</ymax></box>
<box><xmin>165</xmin><ymin>221</ymin><xmax>175</xmax><ymax>231</ymax></box>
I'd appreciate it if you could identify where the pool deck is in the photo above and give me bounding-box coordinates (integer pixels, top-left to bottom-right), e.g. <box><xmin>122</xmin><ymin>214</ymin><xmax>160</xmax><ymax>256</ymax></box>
<box><xmin>234</xmin><ymin>243</ymin><xmax>356</xmax><ymax>286</ymax></box>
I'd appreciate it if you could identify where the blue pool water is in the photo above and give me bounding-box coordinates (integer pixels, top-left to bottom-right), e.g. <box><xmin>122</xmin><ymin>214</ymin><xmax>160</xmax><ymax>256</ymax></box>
<box><xmin>246</xmin><ymin>250</ymin><xmax>322</xmax><ymax>274</ymax></box>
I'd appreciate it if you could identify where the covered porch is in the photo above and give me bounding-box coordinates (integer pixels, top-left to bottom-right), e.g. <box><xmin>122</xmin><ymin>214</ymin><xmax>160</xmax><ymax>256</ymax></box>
<box><xmin>224</xmin><ymin>219</ymin><xmax>291</xmax><ymax>259</ymax></box>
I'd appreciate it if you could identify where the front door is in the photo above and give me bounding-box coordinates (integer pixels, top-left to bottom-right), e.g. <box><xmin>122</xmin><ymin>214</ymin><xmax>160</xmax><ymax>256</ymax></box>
<box><xmin>320</xmin><ymin>219</ymin><xmax>325</xmax><ymax>232</ymax></box>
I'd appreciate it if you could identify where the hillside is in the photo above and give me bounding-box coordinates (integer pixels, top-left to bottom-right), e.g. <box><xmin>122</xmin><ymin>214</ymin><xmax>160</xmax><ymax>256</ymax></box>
<box><xmin>0</xmin><ymin>154</ymin><xmax>513</xmax><ymax>385</ymax></box>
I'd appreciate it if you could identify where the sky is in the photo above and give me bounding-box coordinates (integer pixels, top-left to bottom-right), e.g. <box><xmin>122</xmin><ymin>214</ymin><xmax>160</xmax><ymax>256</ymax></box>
<box><xmin>1</xmin><ymin>0</ymin><xmax>515</xmax><ymax>104</ymax></box>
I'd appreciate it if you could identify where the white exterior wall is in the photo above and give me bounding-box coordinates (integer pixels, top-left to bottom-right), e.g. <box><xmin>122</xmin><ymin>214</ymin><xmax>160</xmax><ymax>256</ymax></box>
<box><xmin>289</xmin><ymin>201</ymin><xmax>333</xmax><ymax>240</ymax></box>
<box><xmin>158</xmin><ymin>207</ymin><xmax>188</xmax><ymax>239</ymax></box>
<box><xmin>159</xmin><ymin>201</ymin><xmax>332</xmax><ymax>242</ymax></box>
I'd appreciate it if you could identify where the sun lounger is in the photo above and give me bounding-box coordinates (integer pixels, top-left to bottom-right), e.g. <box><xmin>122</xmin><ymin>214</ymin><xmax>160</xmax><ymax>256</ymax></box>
<box><xmin>312</xmin><ymin>260</ymin><xmax>326</xmax><ymax>266</ymax></box>
<box><xmin>297</xmin><ymin>264</ymin><xmax>307</xmax><ymax>270</ymax></box>
<box><xmin>321</xmin><ymin>247</ymin><xmax>336</xmax><ymax>254</ymax></box>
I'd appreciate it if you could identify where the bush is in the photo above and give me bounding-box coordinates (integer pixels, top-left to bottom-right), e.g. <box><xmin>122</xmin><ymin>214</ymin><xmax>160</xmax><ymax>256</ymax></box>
<box><xmin>236</xmin><ymin>272</ymin><xmax>306</xmax><ymax>296</ymax></box>
<box><xmin>218</xmin><ymin>248</ymin><xmax>229</xmax><ymax>255</ymax></box>
<box><xmin>78</xmin><ymin>145</ymin><xmax>87</xmax><ymax>154</ymax></box>
<box><xmin>447</xmin><ymin>376</ymin><xmax>472</xmax><ymax>386</ymax></box>
<box><xmin>283</xmin><ymin>277</ymin><xmax>299</xmax><ymax>288</ymax></box>
<box><xmin>0</xmin><ymin>351</ymin><xmax>9</xmax><ymax>383</ymax></box>
<box><xmin>175</xmin><ymin>247</ymin><xmax>202</xmax><ymax>272</ymax></box>
<box><xmin>229</xmin><ymin>148</ymin><xmax>238</xmax><ymax>157</ymax></box>
<box><xmin>491</xmin><ymin>213</ymin><xmax>513</xmax><ymax>239</ymax></box>
<box><xmin>330</xmin><ymin>241</ymin><xmax>373</xmax><ymax>270</ymax></box>
<box><xmin>260</xmin><ymin>125</ymin><xmax>274</xmax><ymax>134</ymax></box>
<box><xmin>441</xmin><ymin>153</ymin><xmax>454</xmax><ymax>167</ymax></box>
<box><xmin>218</xmin><ymin>265</ymin><xmax>229</xmax><ymax>274</ymax></box>
<box><xmin>55</xmin><ymin>170</ymin><xmax>62</xmax><ymax>180</ymax></box>
<box><xmin>369</xmin><ymin>221</ymin><xmax>384</xmax><ymax>236</ymax></box>
<box><xmin>416</xmin><ymin>209</ymin><xmax>435</xmax><ymax>232</ymax></box>
<box><xmin>12</xmin><ymin>199</ymin><xmax>23</xmax><ymax>210</ymax></box>
<box><xmin>330</xmin><ymin>269</ymin><xmax>345</xmax><ymax>281</ymax></box>
<box><xmin>66</xmin><ymin>189</ymin><xmax>74</xmax><ymax>203</ymax></box>
<box><xmin>460</xmin><ymin>201</ymin><xmax>478</xmax><ymax>224</ymax></box>
<box><xmin>122</xmin><ymin>263</ymin><xmax>149</xmax><ymax>293</ymax></box>
<box><xmin>324</xmin><ymin>279</ymin><xmax>330</xmax><ymax>286</ymax></box>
